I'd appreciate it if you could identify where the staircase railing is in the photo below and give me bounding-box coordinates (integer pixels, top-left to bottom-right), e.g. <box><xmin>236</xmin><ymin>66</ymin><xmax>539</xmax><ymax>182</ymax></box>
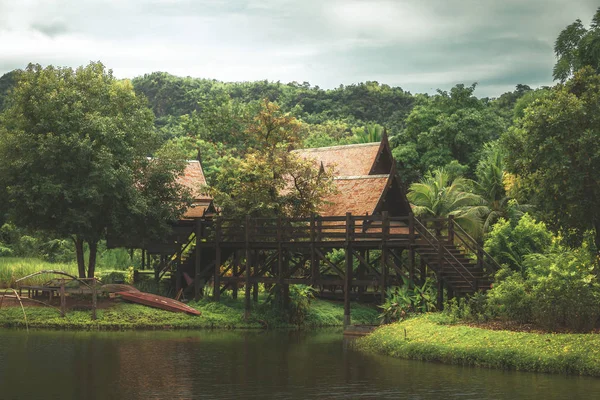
<box><xmin>412</xmin><ymin>216</ymin><xmax>477</xmax><ymax>290</ymax></box>
<box><xmin>158</xmin><ymin>230</ymin><xmax>197</xmax><ymax>281</ymax></box>
<box><xmin>451</xmin><ymin>221</ymin><xmax>502</xmax><ymax>274</ymax></box>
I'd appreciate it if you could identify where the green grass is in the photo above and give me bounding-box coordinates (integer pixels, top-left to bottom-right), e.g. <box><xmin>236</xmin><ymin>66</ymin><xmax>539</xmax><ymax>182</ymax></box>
<box><xmin>0</xmin><ymin>257</ymin><xmax>133</xmax><ymax>288</ymax></box>
<box><xmin>357</xmin><ymin>314</ymin><xmax>600</xmax><ymax>376</ymax></box>
<box><xmin>0</xmin><ymin>257</ymin><xmax>80</xmax><ymax>288</ymax></box>
<box><xmin>0</xmin><ymin>256</ymin><xmax>379</xmax><ymax>330</ymax></box>
<box><xmin>0</xmin><ymin>295</ymin><xmax>379</xmax><ymax>330</ymax></box>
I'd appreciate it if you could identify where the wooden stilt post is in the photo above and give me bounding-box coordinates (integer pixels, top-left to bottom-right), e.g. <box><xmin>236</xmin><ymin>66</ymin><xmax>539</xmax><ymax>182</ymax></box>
<box><xmin>214</xmin><ymin>218</ymin><xmax>221</xmax><ymax>302</ymax></box>
<box><xmin>310</xmin><ymin>214</ymin><xmax>317</xmax><ymax>286</ymax></box>
<box><xmin>276</xmin><ymin>217</ymin><xmax>288</xmax><ymax>310</ymax></box>
<box><xmin>154</xmin><ymin>255</ymin><xmax>160</xmax><ymax>283</ymax></box>
<box><xmin>315</xmin><ymin>217</ymin><xmax>322</xmax><ymax>284</ymax></box>
<box><xmin>60</xmin><ymin>279</ymin><xmax>66</xmax><ymax>318</ymax></box>
<box><xmin>408</xmin><ymin>212</ymin><xmax>416</xmax><ymax>282</ymax></box>
<box><xmin>175</xmin><ymin>250</ymin><xmax>182</xmax><ymax>295</ymax></box>
<box><xmin>233</xmin><ymin>251</ymin><xmax>239</xmax><ymax>299</ymax></box>
<box><xmin>448</xmin><ymin>215</ymin><xmax>455</xmax><ymax>244</ymax></box>
<box><xmin>91</xmin><ymin>279</ymin><xmax>97</xmax><ymax>321</ymax></box>
<box><xmin>253</xmin><ymin>249</ymin><xmax>259</xmax><ymax>303</ymax></box>
<box><xmin>437</xmin><ymin>231</ymin><xmax>444</xmax><ymax>310</ymax></box>
<box><xmin>381</xmin><ymin>211</ymin><xmax>389</xmax><ymax>303</ymax></box>
<box><xmin>344</xmin><ymin>212</ymin><xmax>353</xmax><ymax>327</ymax></box>
<box><xmin>357</xmin><ymin>250</ymin><xmax>366</xmax><ymax>301</ymax></box>
<box><xmin>194</xmin><ymin>219</ymin><xmax>203</xmax><ymax>301</ymax></box>
<box><xmin>437</xmin><ymin>274</ymin><xmax>444</xmax><ymax>311</ymax></box>
<box><xmin>244</xmin><ymin>215</ymin><xmax>251</xmax><ymax>319</ymax></box>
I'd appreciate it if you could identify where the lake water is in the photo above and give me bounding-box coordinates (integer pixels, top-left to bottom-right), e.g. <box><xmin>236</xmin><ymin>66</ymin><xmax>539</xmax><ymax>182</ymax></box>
<box><xmin>0</xmin><ymin>329</ymin><xmax>599</xmax><ymax>399</ymax></box>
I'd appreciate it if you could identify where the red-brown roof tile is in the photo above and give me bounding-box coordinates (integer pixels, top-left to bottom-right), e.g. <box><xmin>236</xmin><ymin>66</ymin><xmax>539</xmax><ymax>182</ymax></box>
<box><xmin>178</xmin><ymin>160</ymin><xmax>211</xmax><ymax>201</ymax></box>
<box><xmin>320</xmin><ymin>175</ymin><xmax>390</xmax><ymax>217</ymax></box>
<box><xmin>293</xmin><ymin>143</ymin><xmax>381</xmax><ymax>177</ymax></box>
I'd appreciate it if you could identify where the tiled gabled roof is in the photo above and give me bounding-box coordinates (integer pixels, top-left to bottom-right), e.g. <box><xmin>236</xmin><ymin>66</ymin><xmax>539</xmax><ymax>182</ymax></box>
<box><xmin>177</xmin><ymin>160</ymin><xmax>213</xmax><ymax>218</ymax></box>
<box><xmin>293</xmin><ymin>143</ymin><xmax>381</xmax><ymax>177</ymax></box>
<box><xmin>320</xmin><ymin>175</ymin><xmax>390</xmax><ymax>217</ymax></box>
<box><xmin>178</xmin><ymin>160</ymin><xmax>211</xmax><ymax>201</ymax></box>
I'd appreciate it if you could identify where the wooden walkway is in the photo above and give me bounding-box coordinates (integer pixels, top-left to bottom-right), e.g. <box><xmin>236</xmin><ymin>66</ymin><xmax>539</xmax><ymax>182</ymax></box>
<box><xmin>167</xmin><ymin>212</ymin><xmax>499</xmax><ymax>325</ymax></box>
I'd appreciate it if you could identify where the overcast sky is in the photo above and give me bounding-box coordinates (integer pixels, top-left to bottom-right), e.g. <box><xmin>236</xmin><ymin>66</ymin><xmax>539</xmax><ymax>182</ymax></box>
<box><xmin>0</xmin><ymin>0</ymin><xmax>598</xmax><ymax>97</ymax></box>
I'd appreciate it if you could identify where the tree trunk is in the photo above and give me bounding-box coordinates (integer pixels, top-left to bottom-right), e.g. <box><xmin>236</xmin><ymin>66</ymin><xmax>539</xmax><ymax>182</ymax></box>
<box><xmin>74</xmin><ymin>237</ymin><xmax>86</xmax><ymax>278</ymax></box>
<box><xmin>594</xmin><ymin>220</ymin><xmax>600</xmax><ymax>258</ymax></box>
<box><xmin>87</xmin><ymin>240</ymin><xmax>98</xmax><ymax>279</ymax></box>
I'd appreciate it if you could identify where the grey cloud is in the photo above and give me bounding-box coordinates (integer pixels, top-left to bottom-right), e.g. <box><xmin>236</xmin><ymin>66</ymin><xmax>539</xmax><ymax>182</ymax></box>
<box><xmin>31</xmin><ymin>21</ymin><xmax>70</xmax><ymax>37</ymax></box>
<box><xmin>0</xmin><ymin>0</ymin><xmax>598</xmax><ymax>97</ymax></box>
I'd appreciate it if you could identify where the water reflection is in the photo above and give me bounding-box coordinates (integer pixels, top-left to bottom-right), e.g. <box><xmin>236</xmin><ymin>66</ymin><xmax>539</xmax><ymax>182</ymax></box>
<box><xmin>0</xmin><ymin>329</ymin><xmax>599</xmax><ymax>399</ymax></box>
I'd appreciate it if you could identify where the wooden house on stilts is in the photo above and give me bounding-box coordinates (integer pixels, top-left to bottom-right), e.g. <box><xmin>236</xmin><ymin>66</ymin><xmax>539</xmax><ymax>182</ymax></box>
<box><xmin>113</xmin><ymin>134</ymin><xmax>499</xmax><ymax>324</ymax></box>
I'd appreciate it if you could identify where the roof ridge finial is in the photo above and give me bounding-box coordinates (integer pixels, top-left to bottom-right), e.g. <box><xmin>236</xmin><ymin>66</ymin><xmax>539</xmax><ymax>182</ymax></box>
<box><xmin>381</xmin><ymin>127</ymin><xmax>388</xmax><ymax>144</ymax></box>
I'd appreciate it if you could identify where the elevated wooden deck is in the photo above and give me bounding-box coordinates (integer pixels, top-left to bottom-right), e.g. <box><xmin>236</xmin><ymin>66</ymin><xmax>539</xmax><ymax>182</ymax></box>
<box><xmin>164</xmin><ymin>213</ymin><xmax>500</xmax><ymax>325</ymax></box>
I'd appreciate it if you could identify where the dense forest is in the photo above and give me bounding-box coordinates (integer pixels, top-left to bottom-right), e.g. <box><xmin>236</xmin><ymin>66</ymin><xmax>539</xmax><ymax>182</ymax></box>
<box><xmin>0</xmin><ymin>7</ymin><xmax>599</xmax><ymax>330</ymax></box>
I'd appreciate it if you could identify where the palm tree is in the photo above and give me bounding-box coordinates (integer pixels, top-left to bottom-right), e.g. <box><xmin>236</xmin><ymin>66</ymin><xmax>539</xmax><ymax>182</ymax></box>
<box><xmin>473</xmin><ymin>144</ymin><xmax>531</xmax><ymax>233</ymax></box>
<box><xmin>352</xmin><ymin>124</ymin><xmax>383</xmax><ymax>143</ymax></box>
<box><xmin>408</xmin><ymin>168</ymin><xmax>485</xmax><ymax>237</ymax></box>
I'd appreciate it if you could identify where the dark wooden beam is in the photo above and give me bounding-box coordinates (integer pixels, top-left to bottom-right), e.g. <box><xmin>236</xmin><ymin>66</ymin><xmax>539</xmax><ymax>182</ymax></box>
<box><xmin>214</xmin><ymin>219</ymin><xmax>221</xmax><ymax>302</ymax></box>
<box><xmin>194</xmin><ymin>219</ymin><xmax>202</xmax><ymax>301</ymax></box>
<box><xmin>344</xmin><ymin>212</ymin><xmax>353</xmax><ymax>327</ymax></box>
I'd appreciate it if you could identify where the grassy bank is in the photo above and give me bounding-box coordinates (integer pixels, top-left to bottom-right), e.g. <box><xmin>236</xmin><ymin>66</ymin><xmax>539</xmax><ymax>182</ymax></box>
<box><xmin>358</xmin><ymin>314</ymin><xmax>600</xmax><ymax>376</ymax></box>
<box><xmin>0</xmin><ymin>258</ymin><xmax>81</xmax><ymax>287</ymax></box>
<box><xmin>0</xmin><ymin>296</ymin><xmax>379</xmax><ymax>330</ymax></box>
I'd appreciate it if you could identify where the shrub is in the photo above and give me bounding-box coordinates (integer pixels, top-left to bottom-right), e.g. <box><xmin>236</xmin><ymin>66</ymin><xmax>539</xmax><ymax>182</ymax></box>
<box><xmin>526</xmin><ymin>249</ymin><xmax>600</xmax><ymax>332</ymax></box>
<box><xmin>484</xmin><ymin>214</ymin><xmax>552</xmax><ymax>272</ymax></box>
<box><xmin>444</xmin><ymin>291</ymin><xmax>490</xmax><ymax>323</ymax></box>
<box><xmin>265</xmin><ymin>284</ymin><xmax>316</xmax><ymax>325</ymax></box>
<box><xmin>486</xmin><ymin>268</ymin><xmax>533</xmax><ymax>324</ymax></box>
<box><xmin>483</xmin><ymin>246</ymin><xmax>600</xmax><ymax>331</ymax></box>
<box><xmin>379</xmin><ymin>277</ymin><xmax>436</xmax><ymax>324</ymax></box>
<box><xmin>97</xmin><ymin>270</ymin><xmax>127</xmax><ymax>284</ymax></box>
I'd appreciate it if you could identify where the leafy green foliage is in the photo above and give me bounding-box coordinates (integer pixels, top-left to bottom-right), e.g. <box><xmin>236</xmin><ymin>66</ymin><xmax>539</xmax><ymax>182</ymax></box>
<box><xmin>486</xmin><ymin>246</ymin><xmax>600</xmax><ymax>332</ymax></box>
<box><xmin>484</xmin><ymin>214</ymin><xmax>552</xmax><ymax>271</ymax></box>
<box><xmin>379</xmin><ymin>277</ymin><xmax>436</xmax><ymax>324</ymax></box>
<box><xmin>393</xmin><ymin>84</ymin><xmax>506</xmax><ymax>181</ymax></box>
<box><xmin>553</xmin><ymin>8</ymin><xmax>600</xmax><ymax>82</ymax></box>
<box><xmin>502</xmin><ymin>67</ymin><xmax>600</xmax><ymax>250</ymax></box>
<box><xmin>209</xmin><ymin>100</ymin><xmax>335</xmax><ymax>218</ymax></box>
<box><xmin>266</xmin><ymin>284</ymin><xmax>317</xmax><ymax>325</ymax></box>
<box><xmin>473</xmin><ymin>143</ymin><xmax>531</xmax><ymax>233</ymax></box>
<box><xmin>407</xmin><ymin>168</ymin><xmax>484</xmax><ymax>236</ymax></box>
<box><xmin>0</xmin><ymin>62</ymin><xmax>190</xmax><ymax>277</ymax></box>
<box><xmin>0</xmin><ymin>70</ymin><xmax>19</xmax><ymax>112</ymax></box>
<box><xmin>443</xmin><ymin>292</ymin><xmax>490</xmax><ymax>323</ymax></box>
<box><xmin>486</xmin><ymin>269</ymin><xmax>533</xmax><ymax>324</ymax></box>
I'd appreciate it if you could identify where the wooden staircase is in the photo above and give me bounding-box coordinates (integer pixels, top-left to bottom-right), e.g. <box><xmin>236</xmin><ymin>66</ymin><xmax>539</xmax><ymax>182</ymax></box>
<box><xmin>412</xmin><ymin>217</ymin><xmax>498</xmax><ymax>294</ymax></box>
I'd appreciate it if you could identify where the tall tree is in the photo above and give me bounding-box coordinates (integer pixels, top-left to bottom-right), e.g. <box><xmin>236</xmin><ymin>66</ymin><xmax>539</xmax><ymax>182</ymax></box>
<box><xmin>553</xmin><ymin>7</ymin><xmax>600</xmax><ymax>82</ymax></box>
<box><xmin>473</xmin><ymin>143</ymin><xmax>530</xmax><ymax>233</ymax></box>
<box><xmin>393</xmin><ymin>84</ymin><xmax>506</xmax><ymax>183</ymax></box>
<box><xmin>210</xmin><ymin>100</ymin><xmax>335</xmax><ymax>218</ymax></box>
<box><xmin>501</xmin><ymin>67</ymin><xmax>600</xmax><ymax>252</ymax></box>
<box><xmin>0</xmin><ymin>62</ymin><xmax>189</xmax><ymax>278</ymax></box>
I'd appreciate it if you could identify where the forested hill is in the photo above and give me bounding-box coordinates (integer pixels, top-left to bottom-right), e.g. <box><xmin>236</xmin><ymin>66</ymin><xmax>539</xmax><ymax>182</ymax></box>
<box><xmin>0</xmin><ymin>68</ymin><xmax>538</xmax><ymax>184</ymax></box>
<box><xmin>127</xmin><ymin>73</ymin><xmax>535</xmax><ymax>183</ymax></box>
<box><xmin>130</xmin><ymin>72</ymin><xmax>415</xmax><ymax>128</ymax></box>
